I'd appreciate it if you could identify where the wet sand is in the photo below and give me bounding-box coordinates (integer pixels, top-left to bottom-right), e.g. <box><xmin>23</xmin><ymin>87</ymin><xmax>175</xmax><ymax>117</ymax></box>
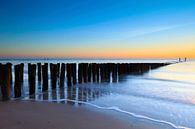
<box><xmin>0</xmin><ymin>101</ymin><xmax>170</xmax><ymax>129</ymax></box>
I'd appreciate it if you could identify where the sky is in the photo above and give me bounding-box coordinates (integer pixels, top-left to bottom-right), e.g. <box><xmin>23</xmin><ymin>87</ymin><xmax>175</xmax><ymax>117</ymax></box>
<box><xmin>0</xmin><ymin>0</ymin><xmax>195</xmax><ymax>58</ymax></box>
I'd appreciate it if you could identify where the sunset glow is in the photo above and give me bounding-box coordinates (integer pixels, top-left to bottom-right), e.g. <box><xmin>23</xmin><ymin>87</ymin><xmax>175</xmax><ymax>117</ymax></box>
<box><xmin>0</xmin><ymin>0</ymin><xmax>195</xmax><ymax>58</ymax></box>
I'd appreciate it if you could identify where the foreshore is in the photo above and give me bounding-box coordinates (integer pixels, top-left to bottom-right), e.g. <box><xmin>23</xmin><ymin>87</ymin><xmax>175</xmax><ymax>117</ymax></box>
<box><xmin>0</xmin><ymin>100</ymin><xmax>172</xmax><ymax>129</ymax></box>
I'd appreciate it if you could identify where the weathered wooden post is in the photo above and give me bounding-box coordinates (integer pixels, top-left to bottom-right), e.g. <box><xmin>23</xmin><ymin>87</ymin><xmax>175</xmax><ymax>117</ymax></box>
<box><xmin>67</xmin><ymin>63</ymin><xmax>72</xmax><ymax>86</ymax></box>
<box><xmin>50</xmin><ymin>63</ymin><xmax>58</xmax><ymax>89</ymax></box>
<box><xmin>88</xmin><ymin>64</ymin><xmax>92</xmax><ymax>82</ymax></box>
<box><xmin>37</xmin><ymin>63</ymin><xmax>42</xmax><ymax>82</ymax></box>
<box><xmin>112</xmin><ymin>63</ymin><xmax>118</xmax><ymax>82</ymax></box>
<box><xmin>83</xmin><ymin>63</ymin><xmax>88</xmax><ymax>83</ymax></box>
<box><xmin>20</xmin><ymin>63</ymin><xmax>24</xmax><ymax>82</ymax></box>
<box><xmin>1</xmin><ymin>64</ymin><xmax>12</xmax><ymax>100</ymax></box>
<box><xmin>7</xmin><ymin>63</ymin><xmax>12</xmax><ymax>84</ymax></box>
<box><xmin>100</xmin><ymin>64</ymin><xmax>105</xmax><ymax>82</ymax></box>
<box><xmin>42</xmin><ymin>63</ymin><xmax>48</xmax><ymax>91</ymax></box>
<box><xmin>105</xmin><ymin>63</ymin><xmax>112</xmax><ymax>82</ymax></box>
<box><xmin>14</xmin><ymin>64</ymin><xmax>23</xmax><ymax>98</ymax></box>
<box><xmin>0</xmin><ymin>63</ymin><xmax>2</xmax><ymax>86</ymax></box>
<box><xmin>71</xmin><ymin>63</ymin><xmax>76</xmax><ymax>85</ymax></box>
<box><xmin>96</xmin><ymin>64</ymin><xmax>100</xmax><ymax>82</ymax></box>
<box><xmin>60</xmin><ymin>63</ymin><xmax>65</xmax><ymax>87</ymax></box>
<box><xmin>57</xmin><ymin>63</ymin><xmax>60</xmax><ymax>78</ymax></box>
<box><xmin>92</xmin><ymin>63</ymin><xmax>97</xmax><ymax>82</ymax></box>
<box><xmin>78</xmin><ymin>63</ymin><xmax>83</xmax><ymax>84</ymax></box>
<box><xmin>28</xmin><ymin>64</ymin><xmax>36</xmax><ymax>95</ymax></box>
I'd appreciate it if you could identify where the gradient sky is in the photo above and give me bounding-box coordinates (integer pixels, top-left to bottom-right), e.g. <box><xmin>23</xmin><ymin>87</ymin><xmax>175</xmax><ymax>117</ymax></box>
<box><xmin>0</xmin><ymin>0</ymin><xmax>195</xmax><ymax>58</ymax></box>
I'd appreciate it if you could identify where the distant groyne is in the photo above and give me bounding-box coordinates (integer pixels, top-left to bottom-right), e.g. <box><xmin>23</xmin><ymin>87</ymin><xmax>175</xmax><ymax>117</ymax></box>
<box><xmin>0</xmin><ymin>62</ymin><xmax>170</xmax><ymax>100</ymax></box>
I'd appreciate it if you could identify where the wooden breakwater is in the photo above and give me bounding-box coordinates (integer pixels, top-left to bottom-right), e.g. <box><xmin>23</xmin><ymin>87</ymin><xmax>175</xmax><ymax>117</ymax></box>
<box><xmin>0</xmin><ymin>62</ymin><xmax>170</xmax><ymax>100</ymax></box>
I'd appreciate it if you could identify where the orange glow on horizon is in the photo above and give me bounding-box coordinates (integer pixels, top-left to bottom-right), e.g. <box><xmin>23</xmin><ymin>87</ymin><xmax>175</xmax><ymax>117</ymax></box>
<box><xmin>1</xmin><ymin>40</ymin><xmax>195</xmax><ymax>58</ymax></box>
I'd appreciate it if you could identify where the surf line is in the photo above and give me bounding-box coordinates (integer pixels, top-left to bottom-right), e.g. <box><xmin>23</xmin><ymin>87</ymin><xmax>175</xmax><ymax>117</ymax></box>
<box><xmin>23</xmin><ymin>98</ymin><xmax>191</xmax><ymax>129</ymax></box>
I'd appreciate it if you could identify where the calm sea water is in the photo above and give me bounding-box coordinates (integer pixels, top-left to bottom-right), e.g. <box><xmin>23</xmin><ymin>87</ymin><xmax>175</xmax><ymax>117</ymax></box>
<box><xmin>1</xmin><ymin>58</ymin><xmax>195</xmax><ymax>129</ymax></box>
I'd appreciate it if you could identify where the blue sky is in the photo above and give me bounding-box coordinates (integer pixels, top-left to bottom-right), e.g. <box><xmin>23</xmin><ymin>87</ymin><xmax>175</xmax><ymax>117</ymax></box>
<box><xmin>0</xmin><ymin>0</ymin><xmax>195</xmax><ymax>58</ymax></box>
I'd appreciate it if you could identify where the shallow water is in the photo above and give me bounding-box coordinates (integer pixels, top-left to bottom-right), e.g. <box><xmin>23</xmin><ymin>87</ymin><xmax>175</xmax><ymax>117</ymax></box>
<box><xmin>1</xmin><ymin>58</ymin><xmax>195</xmax><ymax>129</ymax></box>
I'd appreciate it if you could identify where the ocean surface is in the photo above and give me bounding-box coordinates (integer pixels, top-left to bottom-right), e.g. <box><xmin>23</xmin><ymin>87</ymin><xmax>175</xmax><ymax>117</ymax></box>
<box><xmin>0</xmin><ymin>58</ymin><xmax>195</xmax><ymax>129</ymax></box>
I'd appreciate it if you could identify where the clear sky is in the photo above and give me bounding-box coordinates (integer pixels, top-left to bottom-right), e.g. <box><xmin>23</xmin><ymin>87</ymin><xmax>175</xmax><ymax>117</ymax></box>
<box><xmin>0</xmin><ymin>0</ymin><xmax>195</xmax><ymax>58</ymax></box>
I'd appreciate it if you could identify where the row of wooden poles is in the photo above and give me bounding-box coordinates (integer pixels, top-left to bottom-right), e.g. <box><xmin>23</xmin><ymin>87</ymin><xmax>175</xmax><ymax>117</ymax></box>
<box><xmin>0</xmin><ymin>62</ymin><xmax>168</xmax><ymax>100</ymax></box>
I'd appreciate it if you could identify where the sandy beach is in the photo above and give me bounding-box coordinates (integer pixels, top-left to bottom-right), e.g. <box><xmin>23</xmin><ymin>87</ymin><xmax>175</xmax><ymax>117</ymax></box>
<box><xmin>0</xmin><ymin>101</ymin><xmax>132</xmax><ymax>129</ymax></box>
<box><xmin>0</xmin><ymin>100</ymin><xmax>171</xmax><ymax>129</ymax></box>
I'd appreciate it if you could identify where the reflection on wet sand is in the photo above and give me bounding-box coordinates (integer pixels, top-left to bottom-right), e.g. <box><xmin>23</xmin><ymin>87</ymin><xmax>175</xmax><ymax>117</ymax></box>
<box><xmin>26</xmin><ymin>83</ymin><xmax>112</xmax><ymax>106</ymax></box>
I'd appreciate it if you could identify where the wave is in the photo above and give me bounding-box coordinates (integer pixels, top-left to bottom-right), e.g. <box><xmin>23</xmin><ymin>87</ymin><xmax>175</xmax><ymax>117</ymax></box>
<box><xmin>140</xmin><ymin>77</ymin><xmax>195</xmax><ymax>86</ymax></box>
<box><xmin>23</xmin><ymin>98</ymin><xmax>191</xmax><ymax>129</ymax></box>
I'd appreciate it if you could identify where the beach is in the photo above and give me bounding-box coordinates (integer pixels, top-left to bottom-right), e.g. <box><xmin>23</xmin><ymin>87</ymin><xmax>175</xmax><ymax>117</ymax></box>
<box><xmin>0</xmin><ymin>100</ymin><xmax>174</xmax><ymax>129</ymax></box>
<box><xmin>1</xmin><ymin>0</ymin><xmax>194</xmax><ymax>128</ymax></box>
<box><xmin>0</xmin><ymin>59</ymin><xmax>195</xmax><ymax>129</ymax></box>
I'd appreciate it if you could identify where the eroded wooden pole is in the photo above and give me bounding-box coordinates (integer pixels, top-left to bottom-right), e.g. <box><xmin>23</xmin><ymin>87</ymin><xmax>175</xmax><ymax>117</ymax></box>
<box><xmin>37</xmin><ymin>63</ymin><xmax>42</xmax><ymax>82</ymax></box>
<box><xmin>78</xmin><ymin>63</ymin><xmax>83</xmax><ymax>84</ymax></box>
<box><xmin>72</xmin><ymin>63</ymin><xmax>76</xmax><ymax>85</ymax></box>
<box><xmin>14</xmin><ymin>64</ymin><xmax>23</xmax><ymax>98</ymax></box>
<box><xmin>67</xmin><ymin>64</ymin><xmax>72</xmax><ymax>86</ymax></box>
<box><xmin>42</xmin><ymin>63</ymin><xmax>48</xmax><ymax>91</ymax></box>
<box><xmin>60</xmin><ymin>63</ymin><xmax>65</xmax><ymax>87</ymax></box>
<box><xmin>50</xmin><ymin>63</ymin><xmax>57</xmax><ymax>89</ymax></box>
<box><xmin>1</xmin><ymin>64</ymin><xmax>12</xmax><ymax>100</ymax></box>
<box><xmin>28</xmin><ymin>64</ymin><xmax>36</xmax><ymax>95</ymax></box>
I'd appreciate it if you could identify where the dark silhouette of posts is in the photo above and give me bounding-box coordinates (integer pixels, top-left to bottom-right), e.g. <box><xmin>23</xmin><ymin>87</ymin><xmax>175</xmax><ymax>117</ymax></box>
<box><xmin>50</xmin><ymin>63</ymin><xmax>58</xmax><ymax>89</ymax></box>
<box><xmin>57</xmin><ymin>63</ymin><xmax>60</xmax><ymax>78</ymax></box>
<box><xmin>28</xmin><ymin>64</ymin><xmax>36</xmax><ymax>95</ymax></box>
<box><xmin>42</xmin><ymin>63</ymin><xmax>48</xmax><ymax>91</ymax></box>
<box><xmin>88</xmin><ymin>64</ymin><xmax>92</xmax><ymax>82</ymax></box>
<box><xmin>71</xmin><ymin>63</ymin><xmax>76</xmax><ymax>85</ymax></box>
<box><xmin>60</xmin><ymin>63</ymin><xmax>65</xmax><ymax>87</ymax></box>
<box><xmin>92</xmin><ymin>63</ymin><xmax>97</xmax><ymax>82</ymax></box>
<box><xmin>99</xmin><ymin>63</ymin><xmax>111</xmax><ymax>82</ymax></box>
<box><xmin>83</xmin><ymin>63</ymin><xmax>88</xmax><ymax>83</ymax></box>
<box><xmin>7</xmin><ymin>63</ymin><xmax>12</xmax><ymax>84</ymax></box>
<box><xmin>112</xmin><ymin>63</ymin><xmax>118</xmax><ymax>82</ymax></box>
<box><xmin>96</xmin><ymin>64</ymin><xmax>100</xmax><ymax>82</ymax></box>
<box><xmin>37</xmin><ymin>63</ymin><xmax>41</xmax><ymax>82</ymax></box>
<box><xmin>67</xmin><ymin>64</ymin><xmax>72</xmax><ymax>86</ymax></box>
<box><xmin>78</xmin><ymin>63</ymin><xmax>83</xmax><ymax>83</ymax></box>
<box><xmin>0</xmin><ymin>63</ymin><xmax>2</xmax><ymax>86</ymax></box>
<box><xmin>14</xmin><ymin>64</ymin><xmax>23</xmax><ymax>98</ymax></box>
<box><xmin>20</xmin><ymin>63</ymin><xmax>24</xmax><ymax>82</ymax></box>
<box><xmin>100</xmin><ymin>64</ymin><xmax>105</xmax><ymax>82</ymax></box>
<box><xmin>1</xmin><ymin>64</ymin><xmax>12</xmax><ymax>100</ymax></box>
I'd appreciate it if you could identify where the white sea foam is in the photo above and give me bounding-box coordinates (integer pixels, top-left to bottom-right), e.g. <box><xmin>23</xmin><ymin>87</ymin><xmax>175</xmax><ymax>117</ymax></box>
<box><xmin>23</xmin><ymin>98</ymin><xmax>191</xmax><ymax>129</ymax></box>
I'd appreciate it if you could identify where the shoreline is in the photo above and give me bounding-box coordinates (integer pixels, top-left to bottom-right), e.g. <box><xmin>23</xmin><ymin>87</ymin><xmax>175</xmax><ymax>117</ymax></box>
<box><xmin>0</xmin><ymin>100</ymin><xmax>174</xmax><ymax>129</ymax></box>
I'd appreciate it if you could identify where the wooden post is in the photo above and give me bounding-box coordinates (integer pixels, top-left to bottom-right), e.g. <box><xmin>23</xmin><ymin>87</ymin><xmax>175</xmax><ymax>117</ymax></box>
<box><xmin>78</xmin><ymin>63</ymin><xmax>83</xmax><ymax>84</ymax></box>
<box><xmin>57</xmin><ymin>63</ymin><xmax>60</xmax><ymax>78</ymax></box>
<box><xmin>1</xmin><ymin>64</ymin><xmax>12</xmax><ymax>100</ymax></box>
<box><xmin>106</xmin><ymin>63</ymin><xmax>112</xmax><ymax>82</ymax></box>
<box><xmin>67</xmin><ymin>64</ymin><xmax>72</xmax><ymax>86</ymax></box>
<box><xmin>60</xmin><ymin>63</ymin><xmax>65</xmax><ymax>87</ymax></box>
<box><xmin>88</xmin><ymin>64</ymin><xmax>92</xmax><ymax>82</ymax></box>
<box><xmin>0</xmin><ymin>63</ymin><xmax>2</xmax><ymax>86</ymax></box>
<box><xmin>42</xmin><ymin>63</ymin><xmax>48</xmax><ymax>91</ymax></box>
<box><xmin>100</xmin><ymin>64</ymin><xmax>104</xmax><ymax>82</ymax></box>
<box><xmin>72</xmin><ymin>63</ymin><xmax>76</xmax><ymax>85</ymax></box>
<box><xmin>7</xmin><ymin>63</ymin><xmax>12</xmax><ymax>84</ymax></box>
<box><xmin>112</xmin><ymin>63</ymin><xmax>118</xmax><ymax>82</ymax></box>
<box><xmin>20</xmin><ymin>63</ymin><xmax>24</xmax><ymax>82</ymax></box>
<box><xmin>28</xmin><ymin>64</ymin><xmax>36</xmax><ymax>95</ymax></box>
<box><xmin>96</xmin><ymin>64</ymin><xmax>100</xmax><ymax>82</ymax></box>
<box><xmin>83</xmin><ymin>63</ymin><xmax>88</xmax><ymax>83</ymax></box>
<box><xmin>14</xmin><ymin>64</ymin><xmax>23</xmax><ymax>98</ymax></box>
<box><xmin>50</xmin><ymin>63</ymin><xmax>58</xmax><ymax>89</ymax></box>
<box><xmin>92</xmin><ymin>63</ymin><xmax>97</xmax><ymax>82</ymax></box>
<box><xmin>37</xmin><ymin>63</ymin><xmax>41</xmax><ymax>82</ymax></box>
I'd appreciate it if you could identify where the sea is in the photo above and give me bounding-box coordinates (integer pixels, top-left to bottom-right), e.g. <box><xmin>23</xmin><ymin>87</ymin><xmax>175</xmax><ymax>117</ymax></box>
<box><xmin>0</xmin><ymin>58</ymin><xmax>195</xmax><ymax>129</ymax></box>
